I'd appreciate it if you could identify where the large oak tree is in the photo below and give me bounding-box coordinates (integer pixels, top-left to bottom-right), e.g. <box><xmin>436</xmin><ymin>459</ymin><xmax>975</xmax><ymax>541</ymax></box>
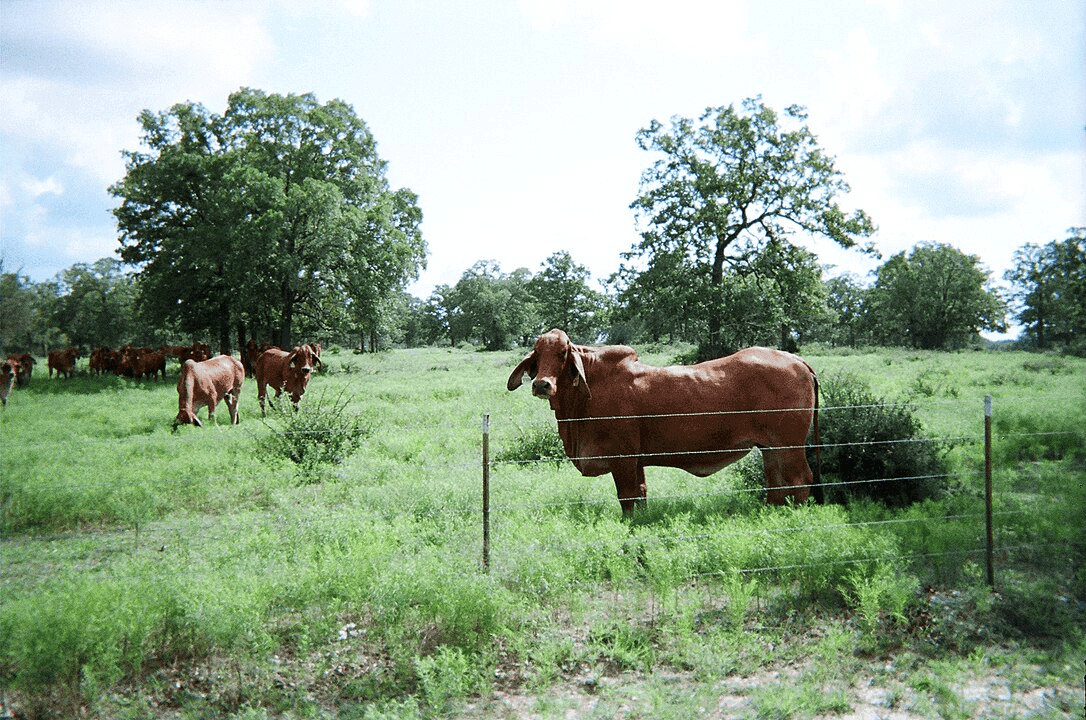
<box><xmin>627</xmin><ymin>97</ymin><xmax>875</xmax><ymax>356</ymax></box>
<box><xmin>111</xmin><ymin>88</ymin><xmax>426</xmax><ymax>352</ymax></box>
<box><xmin>868</xmin><ymin>242</ymin><xmax>1006</xmax><ymax>349</ymax></box>
<box><xmin>1005</xmin><ymin>228</ymin><xmax>1086</xmax><ymax>352</ymax></box>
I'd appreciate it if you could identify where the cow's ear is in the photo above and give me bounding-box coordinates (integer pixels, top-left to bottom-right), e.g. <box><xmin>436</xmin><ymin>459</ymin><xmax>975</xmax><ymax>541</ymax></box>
<box><xmin>569</xmin><ymin>350</ymin><xmax>591</xmax><ymax>398</ymax></box>
<box><xmin>507</xmin><ymin>352</ymin><xmax>537</xmax><ymax>391</ymax></box>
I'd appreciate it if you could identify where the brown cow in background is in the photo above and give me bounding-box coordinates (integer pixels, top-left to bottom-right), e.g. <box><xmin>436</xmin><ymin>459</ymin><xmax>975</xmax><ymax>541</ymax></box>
<box><xmin>254</xmin><ymin>345</ymin><xmax>321</xmax><ymax>415</ymax></box>
<box><xmin>244</xmin><ymin>339</ymin><xmax>279</xmax><ymax>376</ymax></box>
<box><xmin>7</xmin><ymin>353</ymin><xmax>35</xmax><ymax>386</ymax></box>
<box><xmin>48</xmin><ymin>347</ymin><xmax>79</xmax><ymax>378</ymax></box>
<box><xmin>174</xmin><ymin>355</ymin><xmax>245</xmax><ymax>428</ymax></box>
<box><xmin>90</xmin><ymin>347</ymin><xmax>121</xmax><ymax>375</ymax></box>
<box><xmin>119</xmin><ymin>347</ymin><xmax>166</xmax><ymax>380</ymax></box>
<box><xmin>507</xmin><ymin>329</ymin><xmax>821</xmax><ymax>514</ymax></box>
<box><xmin>179</xmin><ymin>342</ymin><xmax>211</xmax><ymax>364</ymax></box>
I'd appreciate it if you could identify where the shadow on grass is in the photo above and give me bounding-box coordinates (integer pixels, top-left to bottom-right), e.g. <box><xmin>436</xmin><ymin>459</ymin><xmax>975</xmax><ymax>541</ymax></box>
<box><xmin>22</xmin><ymin>371</ymin><xmax>178</xmax><ymax>397</ymax></box>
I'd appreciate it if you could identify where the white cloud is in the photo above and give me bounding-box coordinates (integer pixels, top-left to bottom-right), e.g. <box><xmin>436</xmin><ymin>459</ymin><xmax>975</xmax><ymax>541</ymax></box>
<box><xmin>521</xmin><ymin>0</ymin><xmax>760</xmax><ymax>60</ymax></box>
<box><xmin>813</xmin><ymin>28</ymin><xmax>903</xmax><ymax>151</ymax></box>
<box><xmin>21</xmin><ymin>175</ymin><xmax>64</xmax><ymax>200</ymax></box>
<box><xmin>1</xmin><ymin>1</ymin><xmax>275</xmax><ymax>188</ymax></box>
<box><xmin>337</xmin><ymin>0</ymin><xmax>374</xmax><ymax>19</ymax></box>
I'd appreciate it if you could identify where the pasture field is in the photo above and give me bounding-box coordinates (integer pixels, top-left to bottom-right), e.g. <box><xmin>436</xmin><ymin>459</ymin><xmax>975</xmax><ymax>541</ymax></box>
<box><xmin>1</xmin><ymin>345</ymin><xmax>1084</xmax><ymax>719</ymax></box>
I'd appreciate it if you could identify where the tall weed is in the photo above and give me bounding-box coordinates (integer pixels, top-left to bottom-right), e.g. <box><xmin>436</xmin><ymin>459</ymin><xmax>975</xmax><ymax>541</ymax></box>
<box><xmin>259</xmin><ymin>391</ymin><xmax>373</xmax><ymax>480</ymax></box>
<box><xmin>993</xmin><ymin>405</ymin><xmax>1086</xmax><ymax>463</ymax></box>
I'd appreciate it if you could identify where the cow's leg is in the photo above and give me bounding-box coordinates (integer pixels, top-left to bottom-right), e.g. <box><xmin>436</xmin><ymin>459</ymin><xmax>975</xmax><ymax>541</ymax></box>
<box><xmin>226</xmin><ymin>389</ymin><xmax>240</xmax><ymax>425</ymax></box>
<box><xmin>761</xmin><ymin>447</ymin><xmax>812</xmax><ymax>505</ymax></box>
<box><xmin>612</xmin><ymin>461</ymin><xmax>648</xmax><ymax>515</ymax></box>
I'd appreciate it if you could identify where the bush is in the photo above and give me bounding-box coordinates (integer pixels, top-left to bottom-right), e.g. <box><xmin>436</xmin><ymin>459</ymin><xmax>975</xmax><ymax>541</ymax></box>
<box><xmin>817</xmin><ymin>372</ymin><xmax>948</xmax><ymax>506</ymax></box>
<box><xmin>260</xmin><ymin>391</ymin><xmax>373</xmax><ymax>480</ymax></box>
<box><xmin>496</xmin><ymin>421</ymin><xmax>566</xmax><ymax>468</ymax></box>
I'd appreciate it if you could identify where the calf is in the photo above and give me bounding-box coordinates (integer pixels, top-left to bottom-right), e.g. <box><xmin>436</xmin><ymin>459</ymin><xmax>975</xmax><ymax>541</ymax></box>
<box><xmin>1</xmin><ymin>358</ymin><xmax>19</xmax><ymax>408</ymax></box>
<box><xmin>174</xmin><ymin>355</ymin><xmax>245</xmax><ymax>428</ymax></box>
<box><xmin>254</xmin><ymin>345</ymin><xmax>320</xmax><ymax>415</ymax></box>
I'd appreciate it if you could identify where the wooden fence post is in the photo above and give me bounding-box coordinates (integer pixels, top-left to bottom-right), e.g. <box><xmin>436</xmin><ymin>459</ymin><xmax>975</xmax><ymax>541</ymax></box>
<box><xmin>482</xmin><ymin>413</ymin><xmax>490</xmax><ymax>572</ymax></box>
<box><xmin>985</xmin><ymin>395</ymin><xmax>994</xmax><ymax>588</ymax></box>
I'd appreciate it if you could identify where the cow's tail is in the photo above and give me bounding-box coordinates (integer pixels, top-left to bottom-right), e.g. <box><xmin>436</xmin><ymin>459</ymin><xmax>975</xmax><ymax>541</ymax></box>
<box><xmin>810</xmin><ymin>368</ymin><xmax>823</xmax><ymax>504</ymax></box>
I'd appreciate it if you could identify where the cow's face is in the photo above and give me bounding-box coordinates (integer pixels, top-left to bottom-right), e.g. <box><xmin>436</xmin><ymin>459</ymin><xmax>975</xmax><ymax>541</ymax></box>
<box><xmin>507</xmin><ymin>329</ymin><xmax>590</xmax><ymax>406</ymax></box>
<box><xmin>284</xmin><ymin>347</ymin><xmax>317</xmax><ymax>394</ymax></box>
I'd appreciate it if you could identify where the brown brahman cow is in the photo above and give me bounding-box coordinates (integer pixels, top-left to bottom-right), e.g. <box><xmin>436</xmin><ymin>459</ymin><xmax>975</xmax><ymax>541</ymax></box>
<box><xmin>507</xmin><ymin>329</ymin><xmax>821</xmax><ymax>514</ymax></box>
<box><xmin>120</xmin><ymin>347</ymin><xmax>167</xmax><ymax>380</ymax></box>
<box><xmin>48</xmin><ymin>347</ymin><xmax>79</xmax><ymax>378</ymax></box>
<box><xmin>254</xmin><ymin>345</ymin><xmax>321</xmax><ymax>415</ymax></box>
<box><xmin>7</xmin><ymin>353</ymin><xmax>35</xmax><ymax>386</ymax></box>
<box><xmin>174</xmin><ymin>355</ymin><xmax>245</xmax><ymax>428</ymax></box>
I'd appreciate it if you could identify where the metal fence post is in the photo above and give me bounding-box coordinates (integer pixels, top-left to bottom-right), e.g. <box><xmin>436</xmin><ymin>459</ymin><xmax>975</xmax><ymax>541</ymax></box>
<box><xmin>984</xmin><ymin>395</ymin><xmax>994</xmax><ymax>588</ymax></box>
<box><xmin>482</xmin><ymin>413</ymin><xmax>491</xmax><ymax>572</ymax></box>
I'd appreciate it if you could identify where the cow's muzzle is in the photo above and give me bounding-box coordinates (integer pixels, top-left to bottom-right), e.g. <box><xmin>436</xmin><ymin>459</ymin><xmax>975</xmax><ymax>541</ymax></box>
<box><xmin>531</xmin><ymin>379</ymin><xmax>554</xmax><ymax>398</ymax></box>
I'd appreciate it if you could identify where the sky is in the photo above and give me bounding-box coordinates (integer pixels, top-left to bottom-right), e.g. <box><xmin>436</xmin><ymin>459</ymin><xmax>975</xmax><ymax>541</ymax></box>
<box><xmin>2</xmin><ymin>0</ymin><xmax>1083</xmax><ymax>339</ymax></box>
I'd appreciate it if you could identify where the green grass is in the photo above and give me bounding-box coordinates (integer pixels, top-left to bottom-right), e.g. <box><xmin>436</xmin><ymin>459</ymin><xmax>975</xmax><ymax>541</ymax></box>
<box><xmin>1</xmin><ymin>346</ymin><xmax>1083</xmax><ymax>719</ymax></box>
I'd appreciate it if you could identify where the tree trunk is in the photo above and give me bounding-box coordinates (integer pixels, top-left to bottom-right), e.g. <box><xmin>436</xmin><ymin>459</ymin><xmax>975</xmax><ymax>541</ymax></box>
<box><xmin>236</xmin><ymin>322</ymin><xmax>247</xmax><ymax>363</ymax></box>
<box><xmin>704</xmin><ymin>237</ymin><xmax>729</xmax><ymax>360</ymax></box>
<box><xmin>278</xmin><ymin>282</ymin><xmax>295</xmax><ymax>349</ymax></box>
<box><xmin>217</xmin><ymin>300</ymin><xmax>232</xmax><ymax>355</ymax></box>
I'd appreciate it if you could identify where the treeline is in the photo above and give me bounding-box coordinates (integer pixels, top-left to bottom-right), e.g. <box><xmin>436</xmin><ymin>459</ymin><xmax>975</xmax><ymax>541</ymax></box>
<box><xmin>1</xmin><ymin>90</ymin><xmax>1082</xmax><ymax>358</ymax></box>
<box><xmin>2</xmin><ymin>227</ymin><xmax>1083</xmax><ymax>356</ymax></box>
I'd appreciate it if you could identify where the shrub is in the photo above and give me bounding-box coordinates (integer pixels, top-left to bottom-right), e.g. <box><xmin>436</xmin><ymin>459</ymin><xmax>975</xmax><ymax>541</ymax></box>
<box><xmin>260</xmin><ymin>391</ymin><xmax>373</xmax><ymax>480</ymax></box>
<box><xmin>816</xmin><ymin>372</ymin><xmax>948</xmax><ymax>506</ymax></box>
<box><xmin>495</xmin><ymin>421</ymin><xmax>566</xmax><ymax>468</ymax></box>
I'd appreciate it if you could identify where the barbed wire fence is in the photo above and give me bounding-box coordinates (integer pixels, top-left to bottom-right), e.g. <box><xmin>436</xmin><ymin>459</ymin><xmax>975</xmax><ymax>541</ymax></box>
<box><xmin>479</xmin><ymin>395</ymin><xmax>1083</xmax><ymax>588</ymax></box>
<box><xmin>2</xmin><ymin>393</ymin><xmax>1083</xmax><ymax>592</ymax></box>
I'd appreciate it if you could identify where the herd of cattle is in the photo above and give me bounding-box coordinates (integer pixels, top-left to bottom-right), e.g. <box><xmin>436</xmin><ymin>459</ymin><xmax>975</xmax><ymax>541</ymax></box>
<box><xmin>1</xmin><ymin>341</ymin><xmax>323</xmax><ymax>429</ymax></box>
<box><xmin>5</xmin><ymin>329</ymin><xmax>823</xmax><ymax>513</ymax></box>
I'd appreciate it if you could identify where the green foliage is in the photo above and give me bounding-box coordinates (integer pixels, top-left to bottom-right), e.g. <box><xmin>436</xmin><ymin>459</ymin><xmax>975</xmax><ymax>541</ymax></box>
<box><xmin>1</xmin><ymin>346</ymin><xmax>1082</xmax><ymax>716</ymax></box>
<box><xmin>110</xmin><ymin>88</ymin><xmax>426</xmax><ymax>348</ymax></box>
<box><xmin>440</xmin><ymin>261</ymin><xmax>537</xmax><ymax>350</ymax></box>
<box><xmin>495</xmin><ymin>420</ymin><xmax>566</xmax><ymax>467</ymax></box>
<box><xmin>842</xmin><ymin>562</ymin><xmax>918</xmax><ymax>634</ymax></box>
<box><xmin>259</xmin><ymin>391</ymin><xmax>373</xmax><ymax>479</ymax></box>
<box><xmin>721</xmin><ymin>571</ymin><xmax>759</xmax><ymax>629</ymax></box>
<box><xmin>993</xmin><ymin>403</ymin><xmax>1086</xmax><ymax>463</ymax></box>
<box><xmin>625</xmin><ymin>96</ymin><xmax>875</xmax><ymax>353</ymax></box>
<box><xmin>51</xmin><ymin>258</ymin><xmax>141</xmax><ymax>348</ymax></box>
<box><xmin>414</xmin><ymin>646</ymin><xmax>487</xmax><ymax>713</ymax></box>
<box><xmin>867</xmin><ymin>242</ymin><xmax>1007</xmax><ymax>349</ymax></box>
<box><xmin>528</xmin><ymin>251</ymin><xmax>606</xmax><ymax>344</ymax></box>
<box><xmin>1005</xmin><ymin>227</ymin><xmax>1086</xmax><ymax>353</ymax></box>
<box><xmin>818</xmin><ymin>371</ymin><xmax>948</xmax><ymax>506</ymax></box>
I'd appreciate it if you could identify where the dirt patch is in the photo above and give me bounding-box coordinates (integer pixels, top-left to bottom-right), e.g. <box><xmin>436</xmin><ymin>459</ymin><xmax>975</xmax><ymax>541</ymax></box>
<box><xmin>468</xmin><ymin>664</ymin><xmax>1079</xmax><ymax>719</ymax></box>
